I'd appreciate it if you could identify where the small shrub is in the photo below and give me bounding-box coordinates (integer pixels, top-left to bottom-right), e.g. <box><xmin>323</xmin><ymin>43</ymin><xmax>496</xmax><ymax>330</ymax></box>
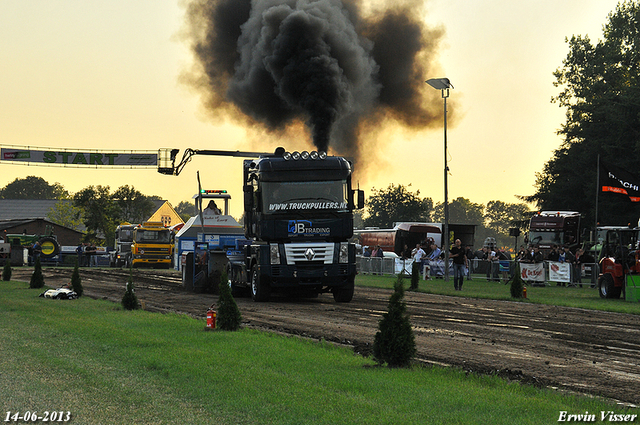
<box><xmin>216</xmin><ymin>269</ymin><xmax>242</xmax><ymax>331</ymax></box>
<box><xmin>510</xmin><ymin>262</ymin><xmax>525</xmax><ymax>299</ymax></box>
<box><xmin>2</xmin><ymin>259</ymin><xmax>12</xmax><ymax>281</ymax></box>
<box><xmin>71</xmin><ymin>261</ymin><xmax>83</xmax><ymax>297</ymax></box>
<box><xmin>373</xmin><ymin>274</ymin><xmax>416</xmax><ymax>367</ymax></box>
<box><xmin>29</xmin><ymin>257</ymin><xmax>45</xmax><ymax>289</ymax></box>
<box><xmin>121</xmin><ymin>269</ymin><xmax>139</xmax><ymax>310</ymax></box>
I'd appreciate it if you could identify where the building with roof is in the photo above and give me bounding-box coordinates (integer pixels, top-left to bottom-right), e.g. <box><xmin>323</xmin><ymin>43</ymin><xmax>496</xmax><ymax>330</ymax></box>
<box><xmin>0</xmin><ymin>218</ymin><xmax>84</xmax><ymax>247</ymax></box>
<box><xmin>148</xmin><ymin>201</ymin><xmax>184</xmax><ymax>227</ymax></box>
<box><xmin>0</xmin><ymin>199</ymin><xmax>181</xmax><ymax>247</ymax></box>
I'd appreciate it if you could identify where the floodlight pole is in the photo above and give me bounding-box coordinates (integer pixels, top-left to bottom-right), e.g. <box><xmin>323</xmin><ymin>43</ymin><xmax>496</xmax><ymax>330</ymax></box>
<box><xmin>426</xmin><ymin>78</ymin><xmax>453</xmax><ymax>282</ymax></box>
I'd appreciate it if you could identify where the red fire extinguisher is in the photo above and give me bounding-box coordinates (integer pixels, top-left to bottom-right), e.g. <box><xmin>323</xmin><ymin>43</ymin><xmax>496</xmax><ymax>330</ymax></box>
<box><xmin>523</xmin><ymin>286</ymin><xmax>527</xmax><ymax>298</ymax></box>
<box><xmin>206</xmin><ymin>305</ymin><xmax>217</xmax><ymax>329</ymax></box>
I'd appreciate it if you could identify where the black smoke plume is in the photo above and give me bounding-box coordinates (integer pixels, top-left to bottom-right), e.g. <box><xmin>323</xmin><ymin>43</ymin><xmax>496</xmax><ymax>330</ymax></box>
<box><xmin>183</xmin><ymin>0</ymin><xmax>445</xmax><ymax>157</ymax></box>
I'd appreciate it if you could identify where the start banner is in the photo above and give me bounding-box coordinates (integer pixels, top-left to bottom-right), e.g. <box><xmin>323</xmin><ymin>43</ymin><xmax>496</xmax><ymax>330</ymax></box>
<box><xmin>520</xmin><ymin>262</ymin><xmax>545</xmax><ymax>282</ymax></box>
<box><xmin>1</xmin><ymin>148</ymin><xmax>157</xmax><ymax>167</ymax></box>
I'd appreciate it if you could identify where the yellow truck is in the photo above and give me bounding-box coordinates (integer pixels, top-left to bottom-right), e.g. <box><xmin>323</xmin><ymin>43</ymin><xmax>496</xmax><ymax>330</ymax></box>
<box><xmin>130</xmin><ymin>221</ymin><xmax>173</xmax><ymax>268</ymax></box>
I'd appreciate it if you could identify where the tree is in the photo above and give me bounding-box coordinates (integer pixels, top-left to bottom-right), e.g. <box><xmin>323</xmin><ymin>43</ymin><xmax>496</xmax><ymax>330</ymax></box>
<box><xmin>71</xmin><ymin>261</ymin><xmax>83</xmax><ymax>297</ymax></box>
<box><xmin>526</xmin><ymin>1</ymin><xmax>640</xmax><ymax>227</ymax></box>
<box><xmin>175</xmin><ymin>201</ymin><xmax>196</xmax><ymax>222</ymax></box>
<box><xmin>73</xmin><ymin>185</ymin><xmax>119</xmax><ymax>246</ymax></box>
<box><xmin>0</xmin><ymin>176</ymin><xmax>68</xmax><ymax>199</ymax></box>
<box><xmin>373</xmin><ymin>275</ymin><xmax>416</xmax><ymax>367</ymax></box>
<box><xmin>122</xmin><ymin>269</ymin><xmax>139</xmax><ymax>310</ymax></box>
<box><xmin>30</xmin><ymin>257</ymin><xmax>45</xmax><ymax>289</ymax></box>
<box><xmin>111</xmin><ymin>185</ymin><xmax>155</xmax><ymax>224</ymax></box>
<box><xmin>509</xmin><ymin>262</ymin><xmax>526</xmax><ymax>299</ymax></box>
<box><xmin>484</xmin><ymin>201</ymin><xmax>532</xmax><ymax>248</ymax></box>
<box><xmin>485</xmin><ymin>201</ymin><xmax>530</xmax><ymax>234</ymax></box>
<box><xmin>432</xmin><ymin>197</ymin><xmax>484</xmax><ymax>224</ymax></box>
<box><xmin>364</xmin><ymin>184</ymin><xmax>432</xmax><ymax>228</ymax></box>
<box><xmin>216</xmin><ymin>269</ymin><xmax>242</xmax><ymax>331</ymax></box>
<box><xmin>2</xmin><ymin>260</ymin><xmax>12</xmax><ymax>281</ymax></box>
<box><xmin>48</xmin><ymin>200</ymin><xmax>84</xmax><ymax>231</ymax></box>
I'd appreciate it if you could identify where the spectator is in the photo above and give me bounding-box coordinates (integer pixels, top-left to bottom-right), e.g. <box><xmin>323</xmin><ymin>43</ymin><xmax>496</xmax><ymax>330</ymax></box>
<box><xmin>559</xmin><ymin>246</ymin><xmax>575</xmax><ymax>287</ymax></box>
<box><xmin>32</xmin><ymin>241</ymin><xmax>42</xmax><ymax>264</ymax></box>
<box><xmin>428</xmin><ymin>244</ymin><xmax>441</xmax><ymax>261</ymax></box>
<box><xmin>401</xmin><ymin>244</ymin><xmax>411</xmax><ymax>260</ymax></box>
<box><xmin>498</xmin><ymin>249</ymin><xmax>510</xmax><ymax>281</ymax></box>
<box><xmin>573</xmin><ymin>248</ymin><xmax>585</xmax><ymax>287</ymax></box>
<box><xmin>516</xmin><ymin>245</ymin><xmax>528</xmax><ymax>262</ymax></box>
<box><xmin>465</xmin><ymin>245</ymin><xmax>474</xmax><ymax>280</ymax></box>
<box><xmin>547</xmin><ymin>245</ymin><xmax>560</xmax><ymax>262</ymax></box>
<box><xmin>532</xmin><ymin>245</ymin><xmax>544</xmax><ymax>263</ymax></box>
<box><xmin>449</xmin><ymin>239</ymin><xmax>466</xmax><ymax>290</ymax></box>
<box><xmin>76</xmin><ymin>243</ymin><xmax>84</xmax><ymax>266</ymax></box>
<box><xmin>489</xmin><ymin>247</ymin><xmax>500</xmax><ymax>282</ymax></box>
<box><xmin>427</xmin><ymin>244</ymin><xmax>442</xmax><ymax>278</ymax></box>
<box><xmin>412</xmin><ymin>243</ymin><xmax>426</xmax><ymax>277</ymax></box>
<box><xmin>85</xmin><ymin>243</ymin><xmax>97</xmax><ymax>267</ymax></box>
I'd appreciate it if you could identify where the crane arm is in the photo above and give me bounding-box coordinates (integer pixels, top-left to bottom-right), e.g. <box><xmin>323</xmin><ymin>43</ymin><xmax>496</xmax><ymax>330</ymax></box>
<box><xmin>157</xmin><ymin>148</ymin><xmax>272</xmax><ymax>176</ymax></box>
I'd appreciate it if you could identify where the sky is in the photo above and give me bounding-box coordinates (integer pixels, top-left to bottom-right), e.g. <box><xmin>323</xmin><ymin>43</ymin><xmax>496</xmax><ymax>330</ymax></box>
<box><xmin>0</xmin><ymin>0</ymin><xmax>623</xmax><ymax>218</ymax></box>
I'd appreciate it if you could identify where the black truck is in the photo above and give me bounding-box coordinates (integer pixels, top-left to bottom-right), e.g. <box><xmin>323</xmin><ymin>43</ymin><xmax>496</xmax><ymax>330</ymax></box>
<box><xmin>159</xmin><ymin>147</ymin><xmax>364</xmax><ymax>302</ymax></box>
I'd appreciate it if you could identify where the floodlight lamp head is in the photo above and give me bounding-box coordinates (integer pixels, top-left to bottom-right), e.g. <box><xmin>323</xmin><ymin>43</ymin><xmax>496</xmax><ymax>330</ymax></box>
<box><xmin>426</xmin><ymin>78</ymin><xmax>453</xmax><ymax>90</ymax></box>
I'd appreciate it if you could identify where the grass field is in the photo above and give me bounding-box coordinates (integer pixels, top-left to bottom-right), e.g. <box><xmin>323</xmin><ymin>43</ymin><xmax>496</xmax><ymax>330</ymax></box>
<box><xmin>358</xmin><ymin>273</ymin><xmax>640</xmax><ymax>315</ymax></box>
<box><xmin>0</xmin><ymin>279</ymin><xmax>632</xmax><ymax>425</ymax></box>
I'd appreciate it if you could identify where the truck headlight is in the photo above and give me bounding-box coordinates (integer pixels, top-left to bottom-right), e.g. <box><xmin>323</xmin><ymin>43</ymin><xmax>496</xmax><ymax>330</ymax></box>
<box><xmin>339</xmin><ymin>242</ymin><xmax>349</xmax><ymax>264</ymax></box>
<box><xmin>270</xmin><ymin>244</ymin><xmax>281</xmax><ymax>265</ymax></box>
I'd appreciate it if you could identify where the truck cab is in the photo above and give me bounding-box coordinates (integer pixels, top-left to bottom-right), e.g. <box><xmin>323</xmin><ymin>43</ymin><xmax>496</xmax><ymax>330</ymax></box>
<box><xmin>528</xmin><ymin>211</ymin><xmax>581</xmax><ymax>256</ymax></box>
<box><xmin>233</xmin><ymin>148</ymin><xmax>364</xmax><ymax>302</ymax></box>
<box><xmin>110</xmin><ymin>223</ymin><xmax>136</xmax><ymax>267</ymax></box>
<box><xmin>130</xmin><ymin>222</ymin><xmax>173</xmax><ymax>268</ymax></box>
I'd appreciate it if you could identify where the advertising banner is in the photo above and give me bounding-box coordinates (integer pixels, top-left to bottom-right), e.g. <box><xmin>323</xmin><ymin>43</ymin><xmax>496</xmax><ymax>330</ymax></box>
<box><xmin>548</xmin><ymin>261</ymin><xmax>571</xmax><ymax>283</ymax></box>
<box><xmin>520</xmin><ymin>262</ymin><xmax>545</xmax><ymax>282</ymax></box>
<box><xmin>600</xmin><ymin>161</ymin><xmax>640</xmax><ymax>202</ymax></box>
<box><xmin>1</xmin><ymin>148</ymin><xmax>157</xmax><ymax>167</ymax></box>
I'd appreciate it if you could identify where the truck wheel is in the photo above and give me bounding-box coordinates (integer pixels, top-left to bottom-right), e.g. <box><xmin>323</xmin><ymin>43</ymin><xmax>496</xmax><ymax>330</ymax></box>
<box><xmin>38</xmin><ymin>237</ymin><xmax>60</xmax><ymax>259</ymax></box>
<box><xmin>251</xmin><ymin>265</ymin><xmax>270</xmax><ymax>302</ymax></box>
<box><xmin>333</xmin><ymin>278</ymin><xmax>354</xmax><ymax>303</ymax></box>
<box><xmin>598</xmin><ymin>274</ymin><xmax>621</xmax><ymax>299</ymax></box>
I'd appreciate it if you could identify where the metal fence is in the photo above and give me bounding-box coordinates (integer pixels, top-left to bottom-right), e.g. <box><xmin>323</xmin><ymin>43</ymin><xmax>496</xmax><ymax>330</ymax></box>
<box><xmin>356</xmin><ymin>256</ymin><xmax>600</xmax><ymax>287</ymax></box>
<box><xmin>357</xmin><ymin>256</ymin><xmax>413</xmax><ymax>276</ymax></box>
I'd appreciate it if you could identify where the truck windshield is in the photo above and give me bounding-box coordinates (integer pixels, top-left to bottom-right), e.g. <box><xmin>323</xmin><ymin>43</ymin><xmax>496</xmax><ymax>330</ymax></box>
<box><xmin>529</xmin><ymin>231</ymin><xmax>563</xmax><ymax>246</ymax></box>
<box><xmin>136</xmin><ymin>230</ymin><xmax>171</xmax><ymax>243</ymax></box>
<box><xmin>262</xmin><ymin>180</ymin><xmax>348</xmax><ymax>213</ymax></box>
<box><xmin>118</xmin><ymin>229</ymin><xmax>134</xmax><ymax>243</ymax></box>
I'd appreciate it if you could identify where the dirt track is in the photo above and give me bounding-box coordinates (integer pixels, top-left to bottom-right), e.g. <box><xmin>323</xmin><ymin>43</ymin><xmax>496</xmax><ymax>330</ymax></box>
<box><xmin>17</xmin><ymin>267</ymin><xmax>640</xmax><ymax>406</ymax></box>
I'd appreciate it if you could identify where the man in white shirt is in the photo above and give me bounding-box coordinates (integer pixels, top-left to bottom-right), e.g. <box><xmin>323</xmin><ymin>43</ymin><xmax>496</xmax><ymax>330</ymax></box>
<box><xmin>412</xmin><ymin>243</ymin><xmax>426</xmax><ymax>277</ymax></box>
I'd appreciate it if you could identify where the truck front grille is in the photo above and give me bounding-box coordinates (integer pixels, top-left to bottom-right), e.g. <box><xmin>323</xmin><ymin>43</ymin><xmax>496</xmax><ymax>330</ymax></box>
<box><xmin>284</xmin><ymin>243</ymin><xmax>334</xmax><ymax>265</ymax></box>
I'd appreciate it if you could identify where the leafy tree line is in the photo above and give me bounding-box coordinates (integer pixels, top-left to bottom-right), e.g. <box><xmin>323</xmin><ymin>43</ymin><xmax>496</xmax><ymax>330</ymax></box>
<box><xmin>357</xmin><ymin>183</ymin><xmax>532</xmax><ymax>250</ymax></box>
<box><xmin>0</xmin><ymin>176</ymin><xmax>194</xmax><ymax>246</ymax></box>
<box><xmin>2</xmin><ymin>177</ymin><xmax>530</xmax><ymax>249</ymax></box>
<box><xmin>526</xmin><ymin>1</ymin><xmax>640</xmax><ymax>227</ymax></box>
<box><xmin>360</xmin><ymin>2</ymin><xmax>640</xmax><ymax>244</ymax></box>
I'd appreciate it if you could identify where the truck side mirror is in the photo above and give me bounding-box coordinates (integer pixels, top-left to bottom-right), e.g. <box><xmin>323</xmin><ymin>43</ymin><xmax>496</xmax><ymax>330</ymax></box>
<box><xmin>243</xmin><ymin>184</ymin><xmax>253</xmax><ymax>211</ymax></box>
<box><xmin>356</xmin><ymin>190</ymin><xmax>365</xmax><ymax>210</ymax></box>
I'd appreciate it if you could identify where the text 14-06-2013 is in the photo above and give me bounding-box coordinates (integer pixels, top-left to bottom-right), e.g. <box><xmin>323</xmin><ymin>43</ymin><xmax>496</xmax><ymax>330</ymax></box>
<box><xmin>4</xmin><ymin>412</ymin><xmax>71</xmax><ymax>422</ymax></box>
